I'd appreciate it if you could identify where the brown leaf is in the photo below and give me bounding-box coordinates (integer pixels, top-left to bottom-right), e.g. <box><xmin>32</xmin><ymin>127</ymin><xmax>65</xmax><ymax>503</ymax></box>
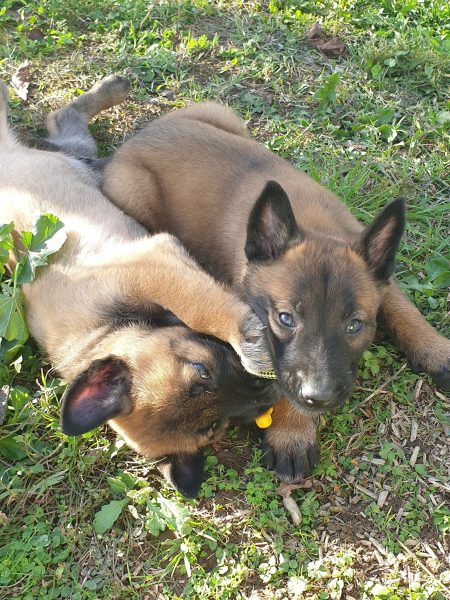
<box><xmin>307</xmin><ymin>22</ymin><xmax>324</xmax><ymax>40</ymax></box>
<box><xmin>277</xmin><ymin>479</ymin><xmax>313</xmax><ymax>498</ymax></box>
<box><xmin>11</xmin><ymin>61</ymin><xmax>31</xmax><ymax>101</ymax></box>
<box><xmin>306</xmin><ymin>23</ymin><xmax>346</xmax><ymax>58</ymax></box>
<box><xmin>26</xmin><ymin>28</ymin><xmax>44</xmax><ymax>41</ymax></box>
<box><xmin>316</xmin><ymin>37</ymin><xmax>346</xmax><ymax>57</ymax></box>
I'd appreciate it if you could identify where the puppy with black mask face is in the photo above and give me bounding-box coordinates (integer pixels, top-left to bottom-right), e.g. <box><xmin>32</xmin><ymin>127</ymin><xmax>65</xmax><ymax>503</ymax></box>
<box><xmin>101</xmin><ymin>101</ymin><xmax>449</xmax><ymax>484</ymax></box>
<box><xmin>0</xmin><ymin>77</ymin><xmax>275</xmax><ymax>497</ymax></box>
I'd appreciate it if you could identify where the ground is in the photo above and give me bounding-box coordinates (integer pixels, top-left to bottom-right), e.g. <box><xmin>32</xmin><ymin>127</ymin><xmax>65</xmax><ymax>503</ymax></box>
<box><xmin>0</xmin><ymin>1</ymin><xmax>449</xmax><ymax>599</ymax></box>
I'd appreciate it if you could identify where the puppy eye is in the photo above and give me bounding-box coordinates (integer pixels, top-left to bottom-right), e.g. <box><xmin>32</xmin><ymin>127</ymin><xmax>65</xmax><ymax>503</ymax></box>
<box><xmin>192</xmin><ymin>363</ymin><xmax>210</xmax><ymax>379</ymax></box>
<box><xmin>346</xmin><ymin>319</ymin><xmax>363</xmax><ymax>334</ymax></box>
<box><xmin>279</xmin><ymin>312</ymin><xmax>295</xmax><ymax>328</ymax></box>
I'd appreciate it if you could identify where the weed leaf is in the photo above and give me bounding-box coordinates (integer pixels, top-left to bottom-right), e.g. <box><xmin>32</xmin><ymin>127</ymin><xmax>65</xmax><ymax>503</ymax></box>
<box><xmin>145</xmin><ymin>499</ymin><xmax>167</xmax><ymax>537</ymax></box>
<box><xmin>0</xmin><ymin>435</ymin><xmax>28</xmax><ymax>460</ymax></box>
<box><xmin>158</xmin><ymin>495</ymin><xmax>192</xmax><ymax>535</ymax></box>
<box><xmin>16</xmin><ymin>214</ymin><xmax>66</xmax><ymax>285</ymax></box>
<box><xmin>0</xmin><ymin>285</ymin><xmax>28</xmax><ymax>343</ymax></box>
<box><xmin>93</xmin><ymin>498</ymin><xmax>129</xmax><ymax>534</ymax></box>
<box><xmin>314</xmin><ymin>72</ymin><xmax>340</xmax><ymax>108</ymax></box>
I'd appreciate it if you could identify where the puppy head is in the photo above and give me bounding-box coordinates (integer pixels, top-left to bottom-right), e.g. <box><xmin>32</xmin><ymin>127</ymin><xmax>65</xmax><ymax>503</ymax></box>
<box><xmin>61</xmin><ymin>323</ymin><xmax>277</xmax><ymax>496</ymax></box>
<box><xmin>242</xmin><ymin>181</ymin><xmax>405</xmax><ymax>413</ymax></box>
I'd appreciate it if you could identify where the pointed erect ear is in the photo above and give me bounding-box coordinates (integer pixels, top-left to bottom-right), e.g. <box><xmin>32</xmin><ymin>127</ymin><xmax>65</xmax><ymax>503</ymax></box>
<box><xmin>61</xmin><ymin>356</ymin><xmax>133</xmax><ymax>436</ymax></box>
<box><xmin>360</xmin><ymin>198</ymin><xmax>405</xmax><ymax>282</ymax></box>
<box><xmin>245</xmin><ymin>180</ymin><xmax>302</xmax><ymax>262</ymax></box>
<box><xmin>159</xmin><ymin>451</ymin><xmax>205</xmax><ymax>498</ymax></box>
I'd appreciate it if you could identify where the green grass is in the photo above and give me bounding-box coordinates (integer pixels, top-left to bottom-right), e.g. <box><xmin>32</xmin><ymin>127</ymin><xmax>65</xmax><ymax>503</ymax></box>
<box><xmin>1</xmin><ymin>1</ymin><xmax>449</xmax><ymax>598</ymax></box>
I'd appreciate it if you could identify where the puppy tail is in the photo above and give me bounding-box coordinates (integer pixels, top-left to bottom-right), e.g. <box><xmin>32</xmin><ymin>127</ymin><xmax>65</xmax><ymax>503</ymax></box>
<box><xmin>0</xmin><ymin>81</ymin><xmax>16</xmax><ymax>147</ymax></box>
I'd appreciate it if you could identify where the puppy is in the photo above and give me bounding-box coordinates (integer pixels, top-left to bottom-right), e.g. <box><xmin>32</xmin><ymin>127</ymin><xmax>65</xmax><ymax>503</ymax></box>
<box><xmin>0</xmin><ymin>79</ymin><xmax>275</xmax><ymax>496</ymax></box>
<box><xmin>100</xmin><ymin>101</ymin><xmax>450</xmax><ymax>482</ymax></box>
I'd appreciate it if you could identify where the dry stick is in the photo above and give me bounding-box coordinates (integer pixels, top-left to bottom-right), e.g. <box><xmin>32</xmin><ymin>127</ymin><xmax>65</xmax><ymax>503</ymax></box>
<box><xmin>354</xmin><ymin>363</ymin><xmax>407</xmax><ymax>411</ymax></box>
<box><xmin>394</xmin><ymin>536</ymin><xmax>450</xmax><ymax>594</ymax></box>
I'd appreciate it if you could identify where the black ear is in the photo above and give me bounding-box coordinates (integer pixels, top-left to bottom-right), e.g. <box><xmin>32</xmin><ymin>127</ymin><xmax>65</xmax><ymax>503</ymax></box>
<box><xmin>245</xmin><ymin>180</ymin><xmax>302</xmax><ymax>262</ymax></box>
<box><xmin>61</xmin><ymin>356</ymin><xmax>132</xmax><ymax>436</ymax></box>
<box><xmin>161</xmin><ymin>451</ymin><xmax>205</xmax><ymax>498</ymax></box>
<box><xmin>361</xmin><ymin>198</ymin><xmax>405</xmax><ymax>282</ymax></box>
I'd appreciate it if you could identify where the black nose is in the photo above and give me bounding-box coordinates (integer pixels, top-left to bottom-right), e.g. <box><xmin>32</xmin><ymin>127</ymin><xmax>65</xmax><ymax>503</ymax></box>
<box><xmin>300</xmin><ymin>381</ymin><xmax>335</xmax><ymax>407</ymax></box>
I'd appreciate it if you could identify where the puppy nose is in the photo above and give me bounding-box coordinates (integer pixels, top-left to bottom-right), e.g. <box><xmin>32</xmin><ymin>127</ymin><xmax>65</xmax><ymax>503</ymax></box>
<box><xmin>301</xmin><ymin>381</ymin><xmax>334</xmax><ymax>407</ymax></box>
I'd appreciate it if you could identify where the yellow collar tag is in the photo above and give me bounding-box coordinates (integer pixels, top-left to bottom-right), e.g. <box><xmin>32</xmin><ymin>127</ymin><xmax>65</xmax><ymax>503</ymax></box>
<box><xmin>255</xmin><ymin>407</ymin><xmax>273</xmax><ymax>429</ymax></box>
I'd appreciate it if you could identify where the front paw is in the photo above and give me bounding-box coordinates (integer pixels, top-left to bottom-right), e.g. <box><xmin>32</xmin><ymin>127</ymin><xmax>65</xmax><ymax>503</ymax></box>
<box><xmin>409</xmin><ymin>351</ymin><xmax>450</xmax><ymax>392</ymax></box>
<box><xmin>259</xmin><ymin>397</ymin><xmax>320</xmax><ymax>482</ymax></box>
<box><xmin>262</xmin><ymin>436</ymin><xmax>319</xmax><ymax>482</ymax></box>
<box><xmin>430</xmin><ymin>365</ymin><xmax>450</xmax><ymax>391</ymax></box>
<box><xmin>235</xmin><ymin>311</ymin><xmax>273</xmax><ymax>374</ymax></box>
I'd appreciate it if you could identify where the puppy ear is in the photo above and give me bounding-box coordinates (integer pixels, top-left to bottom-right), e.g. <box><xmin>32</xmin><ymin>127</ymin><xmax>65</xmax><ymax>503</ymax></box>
<box><xmin>61</xmin><ymin>356</ymin><xmax>132</xmax><ymax>436</ymax></box>
<box><xmin>360</xmin><ymin>198</ymin><xmax>405</xmax><ymax>282</ymax></box>
<box><xmin>160</xmin><ymin>451</ymin><xmax>205</xmax><ymax>498</ymax></box>
<box><xmin>245</xmin><ymin>180</ymin><xmax>302</xmax><ymax>262</ymax></box>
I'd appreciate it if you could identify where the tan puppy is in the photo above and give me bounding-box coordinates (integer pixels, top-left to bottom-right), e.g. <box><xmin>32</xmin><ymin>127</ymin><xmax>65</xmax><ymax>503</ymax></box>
<box><xmin>101</xmin><ymin>101</ymin><xmax>450</xmax><ymax>482</ymax></box>
<box><xmin>0</xmin><ymin>80</ymin><xmax>275</xmax><ymax>496</ymax></box>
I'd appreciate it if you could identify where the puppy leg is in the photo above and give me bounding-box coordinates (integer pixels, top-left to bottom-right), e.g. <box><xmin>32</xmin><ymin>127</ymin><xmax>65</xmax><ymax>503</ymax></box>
<box><xmin>45</xmin><ymin>75</ymin><xmax>130</xmax><ymax>159</ymax></box>
<box><xmin>381</xmin><ymin>283</ymin><xmax>450</xmax><ymax>390</ymax></box>
<box><xmin>82</xmin><ymin>232</ymin><xmax>272</xmax><ymax>374</ymax></box>
<box><xmin>262</xmin><ymin>398</ymin><xmax>320</xmax><ymax>482</ymax></box>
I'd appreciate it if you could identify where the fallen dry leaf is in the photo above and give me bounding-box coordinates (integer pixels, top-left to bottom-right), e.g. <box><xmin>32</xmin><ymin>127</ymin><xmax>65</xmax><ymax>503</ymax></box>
<box><xmin>306</xmin><ymin>22</ymin><xmax>324</xmax><ymax>40</ymax></box>
<box><xmin>26</xmin><ymin>28</ymin><xmax>44</xmax><ymax>41</ymax></box>
<box><xmin>306</xmin><ymin>22</ymin><xmax>346</xmax><ymax>57</ymax></box>
<box><xmin>11</xmin><ymin>61</ymin><xmax>31</xmax><ymax>101</ymax></box>
<box><xmin>277</xmin><ymin>479</ymin><xmax>313</xmax><ymax>498</ymax></box>
<box><xmin>316</xmin><ymin>37</ymin><xmax>346</xmax><ymax>57</ymax></box>
<box><xmin>277</xmin><ymin>479</ymin><xmax>313</xmax><ymax>525</ymax></box>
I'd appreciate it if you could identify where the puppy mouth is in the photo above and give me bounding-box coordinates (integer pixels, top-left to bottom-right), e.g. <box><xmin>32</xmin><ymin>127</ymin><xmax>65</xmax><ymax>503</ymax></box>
<box><xmin>293</xmin><ymin>398</ymin><xmax>343</xmax><ymax>414</ymax></box>
<box><xmin>278</xmin><ymin>373</ymin><xmax>351</xmax><ymax>414</ymax></box>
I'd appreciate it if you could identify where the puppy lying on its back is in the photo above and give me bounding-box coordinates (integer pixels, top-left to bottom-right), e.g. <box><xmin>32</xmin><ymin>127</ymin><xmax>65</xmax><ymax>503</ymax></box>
<box><xmin>0</xmin><ymin>78</ymin><xmax>275</xmax><ymax>496</ymax></box>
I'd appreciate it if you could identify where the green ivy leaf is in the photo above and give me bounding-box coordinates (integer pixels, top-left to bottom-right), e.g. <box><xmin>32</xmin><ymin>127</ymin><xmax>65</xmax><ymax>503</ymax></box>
<box><xmin>0</xmin><ymin>222</ymin><xmax>14</xmax><ymax>276</ymax></box>
<box><xmin>30</xmin><ymin>214</ymin><xmax>65</xmax><ymax>252</ymax></box>
<box><xmin>15</xmin><ymin>214</ymin><xmax>66</xmax><ymax>285</ymax></box>
<box><xmin>0</xmin><ymin>285</ymin><xmax>28</xmax><ymax>342</ymax></box>
<box><xmin>93</xmin><ymin>498</ymin><xmax>128</xmax><ymax>534</ymax></box>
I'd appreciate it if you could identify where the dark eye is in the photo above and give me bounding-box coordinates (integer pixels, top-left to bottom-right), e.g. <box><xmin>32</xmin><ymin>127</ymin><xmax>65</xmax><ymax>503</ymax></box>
<box><xmin>192</xmin><ymin>363</ymin><xmax>210</xmax><ymax>379</ymax></box>
<box><xmin>279</xmin><ymin>312</ymin><xmax>296</xmax><ymax>328</ymax></box>
<box><xmin>346</xmin><ymin>319</ymin><xmax>363</xmax><ymax>334</ymax></box>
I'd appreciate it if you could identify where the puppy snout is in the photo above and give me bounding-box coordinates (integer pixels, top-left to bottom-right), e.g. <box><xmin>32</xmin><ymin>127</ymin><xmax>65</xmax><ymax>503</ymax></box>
<box><xmin>300</xmin><ymin>380</ymin><xmax>340</xmax><ymax>409</ymax></box>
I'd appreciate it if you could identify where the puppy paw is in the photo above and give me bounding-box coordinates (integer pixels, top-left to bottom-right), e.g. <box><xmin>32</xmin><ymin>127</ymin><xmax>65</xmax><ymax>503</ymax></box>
<box><xmin>409</xmin><ymin>342</ymin><xmax>450</xmax><ymax>392</ymax></box>
<box><xmin>430</xmin><ymin>365</ymin><xmax>450</xmax><ymax>391</ymax></box>
<box><xmin>262</xmin><ymin>437</ymin><xmax>319</xmax><ymax>482</ymax></box>
<box><xmin>236</xmin><ymin>311</ymin><xmax>273</xmax><ymax>374</ymax></box>
<box><xmin>260</xmin><ymin>397</ymin><xmax>319</xmax><ymax>482</ymax></box>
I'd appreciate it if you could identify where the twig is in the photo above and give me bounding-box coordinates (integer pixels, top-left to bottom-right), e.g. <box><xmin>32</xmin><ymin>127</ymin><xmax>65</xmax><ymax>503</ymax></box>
<box><xmin>354</xmin><ymin>364</ymin><xmax>407</xmax><ymax>410</ymax></box>
<box><xmin>394</xmin><ymin>536</ymin><xmax>450</xmax><ymax>594</ymax></box>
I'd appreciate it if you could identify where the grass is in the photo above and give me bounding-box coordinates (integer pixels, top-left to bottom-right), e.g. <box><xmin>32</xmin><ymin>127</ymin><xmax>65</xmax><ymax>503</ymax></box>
<box><xmin>0</xmin><ymin>0</ymin><xmax>449</xmax><ymax>598</ymax></box>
